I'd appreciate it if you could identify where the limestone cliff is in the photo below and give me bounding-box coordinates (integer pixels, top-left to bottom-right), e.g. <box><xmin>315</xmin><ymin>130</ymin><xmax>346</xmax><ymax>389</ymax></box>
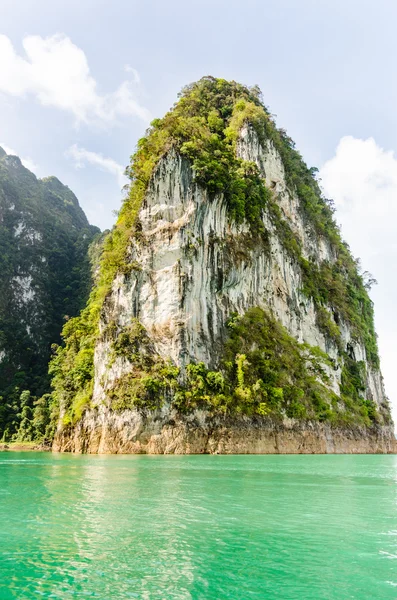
<box><xmin>52</xmin><ymin>77</ymin><xmax>395</xmax><ymax>454</ymax></box>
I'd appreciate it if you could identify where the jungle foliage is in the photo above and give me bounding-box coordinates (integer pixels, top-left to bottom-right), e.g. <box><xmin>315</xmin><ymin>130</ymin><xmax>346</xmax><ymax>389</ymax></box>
<box><xmin>0</xmin><ymin>150</ymin><xmax>99</xmax><ymax>441</ymax></box>
<box><xmin>103</xmin><ymin>309</ymin><xmax>380</xmax><ymax>427</ymax></box>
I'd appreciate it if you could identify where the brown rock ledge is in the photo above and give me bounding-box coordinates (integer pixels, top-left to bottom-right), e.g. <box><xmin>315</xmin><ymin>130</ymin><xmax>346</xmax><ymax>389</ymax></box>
<box><xmin>53</xmin><ymin>409</ymin><xmax>397</xmax><ymax>454</ymax></box>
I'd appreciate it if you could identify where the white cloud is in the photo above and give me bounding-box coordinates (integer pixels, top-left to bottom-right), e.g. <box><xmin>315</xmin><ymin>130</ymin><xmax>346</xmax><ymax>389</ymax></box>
<box><xmin>320</xmin><ymin>136</ymin><xmax>397</xmax><ymax>423</ymax></box>
<box><xmin>124</xmin><ymin>65</ymin><xmax>141</xmax><ymax>84</ymax></box>
<box><xmin>320</xmin><ymin>136</ymin><xmax>397</xmax><ymax>256</ymax></box>
<box><xmin>66</xmin><ymin>144</ymin><xmax>128</xmax><ymax>188</ymax></box>
<box><xmin>0</xmin><ymin>142</ymin><xmax>38</xmax><ymax>173</ymax></box>
<box><xmin>0</xmin><ymin>34</ymin><xmax>151</xmax><ymax>125</ymax></box>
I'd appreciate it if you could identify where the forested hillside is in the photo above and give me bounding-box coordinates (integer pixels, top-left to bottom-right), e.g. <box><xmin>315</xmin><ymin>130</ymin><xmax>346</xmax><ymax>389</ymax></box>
<box><xmin>0</xmin><ymin>147</ymin><xmax>99</xmax><ymax>441</ymax></box>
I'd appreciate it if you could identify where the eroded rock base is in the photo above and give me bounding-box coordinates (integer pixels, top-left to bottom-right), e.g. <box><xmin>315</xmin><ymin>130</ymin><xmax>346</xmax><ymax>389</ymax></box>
<box><xmin>53</xmin><ymin>409</ymin><xmax>396</xmax><ymax>455</ymax></box>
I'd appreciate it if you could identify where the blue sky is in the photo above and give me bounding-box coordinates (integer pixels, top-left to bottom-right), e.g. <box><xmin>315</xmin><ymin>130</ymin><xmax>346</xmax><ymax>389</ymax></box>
<box><xmin>2</xmin><ymin>0</ymin><xmax>397</xmax><ymax>421</ymax></box>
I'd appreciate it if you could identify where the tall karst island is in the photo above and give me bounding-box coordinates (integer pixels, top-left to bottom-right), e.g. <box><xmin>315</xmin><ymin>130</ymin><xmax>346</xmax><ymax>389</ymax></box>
<box><xmin>48</xmin><ymin>77</ymin><xmax>393</xmax><ymax>453</ymax></box>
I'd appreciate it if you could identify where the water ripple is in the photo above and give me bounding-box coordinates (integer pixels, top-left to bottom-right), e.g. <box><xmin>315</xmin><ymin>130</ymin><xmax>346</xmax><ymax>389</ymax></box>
<box><xmin>1</xmin><ymin>453</ymin><xmax>397</xmax><ymax>599</ymax></box>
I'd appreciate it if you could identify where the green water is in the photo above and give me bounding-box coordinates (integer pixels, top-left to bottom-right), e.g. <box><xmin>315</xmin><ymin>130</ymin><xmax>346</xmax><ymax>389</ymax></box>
<box><xmin>1</xmin><ymin>454</ymin><xmax>397</xmax><ymax>599</ymax></box>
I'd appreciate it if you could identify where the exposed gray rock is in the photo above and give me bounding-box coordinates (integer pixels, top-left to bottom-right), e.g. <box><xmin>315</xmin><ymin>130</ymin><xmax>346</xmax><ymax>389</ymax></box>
<box><xmin>54</xmin><ymin>126</ymin><xmax>392</xmax><ymax>453</ymax></box>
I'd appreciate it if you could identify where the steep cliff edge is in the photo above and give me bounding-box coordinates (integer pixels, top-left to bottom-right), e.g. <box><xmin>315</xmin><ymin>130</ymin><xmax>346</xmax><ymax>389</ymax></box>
<box><xmin>0</xmin><ymin>148</ymin><xmax>99</xmax><ymax>440</ymax></box>
<box><xmin>52</xmin><ymin>77</ymin><xmax>395</xmax><ymax>454</ymax></box>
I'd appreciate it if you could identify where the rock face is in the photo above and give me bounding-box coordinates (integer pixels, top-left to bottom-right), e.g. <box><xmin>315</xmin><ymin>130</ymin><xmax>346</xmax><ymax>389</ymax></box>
<box><xmin>0</xmin><ymin>147</ymin><xmax>99</xmax><ymax>438</ymax></box>
<box><xmin>53</xmin><ymin>78</ymin><xmax>394</xmax><ymax>453</ymax></box>
<box><xmin>92</xmin><ymin>134</ymin><xmax>381</xmax><ymax>406</ymax></box>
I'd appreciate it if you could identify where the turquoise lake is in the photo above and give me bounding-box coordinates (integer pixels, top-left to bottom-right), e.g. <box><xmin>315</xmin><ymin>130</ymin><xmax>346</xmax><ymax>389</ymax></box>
<box><xmin>1</xmin><ymin>453</ymin><xmax>397</xmax><ymax>599</ymax></box>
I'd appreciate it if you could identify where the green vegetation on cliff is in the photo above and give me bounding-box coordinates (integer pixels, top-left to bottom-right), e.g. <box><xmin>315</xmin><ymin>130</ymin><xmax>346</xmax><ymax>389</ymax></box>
<box><xmin>49</xmin><ymin>76</ymin><xmax>385</xmax><ymax>432</ymax></box>
<box><xmin>91</xmin><ymin>308</ymin><xmax>380</xmax><ymax>427</ymax></box>
<box><xmin>0</xmin><ymin>150</ymin><xmax>99</xmax><ymax>441</ymax></box>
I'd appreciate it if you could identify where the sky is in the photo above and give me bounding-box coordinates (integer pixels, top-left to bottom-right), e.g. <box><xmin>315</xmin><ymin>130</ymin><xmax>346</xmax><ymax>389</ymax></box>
<box><xmin>1</xmin><ymin>0</ymin><xmax>397</xmax><ymax>421</ymax></box>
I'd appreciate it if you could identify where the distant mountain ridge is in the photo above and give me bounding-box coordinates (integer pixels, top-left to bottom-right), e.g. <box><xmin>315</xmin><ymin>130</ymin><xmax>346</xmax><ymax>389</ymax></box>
<box><xmin>0</xmin><ymin>146</ymin><xmax>99</xmax><ymax>440</ymax></box>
